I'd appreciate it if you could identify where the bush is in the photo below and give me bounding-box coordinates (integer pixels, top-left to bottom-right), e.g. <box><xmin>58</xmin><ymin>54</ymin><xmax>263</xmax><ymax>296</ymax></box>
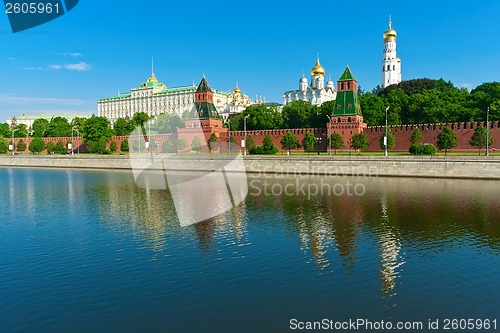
<box><xmin>0</xmin><ymin>136</ymin><xmax>8</xmax><ymax>154</ymax></box>
<box><xmin>46</xmin><ymin>141</ymin><xmax>55</xmax><ymax>154</ymax></box>
<box><xmin>110</xmin><ymin>141</ymin><xmax>117</xmax><ymax>153</ymax></box>
<box><xmin>29</xmin><ymin>137</ymin><xmax>46</xmax><ymax>154</ymax></box>
<box><xmin>423</xmin><ymin>143</ymin><xmax>436</xmax><ymax>155</ymax></box>
<box><xmin>249</xmin><ymin>135</ymin><xmax>279</xmax><ymax>155</ymax></box>
<box><xmin>54</xmin><ymin>140</ymin><xmax>66</xmax><ymax>154</ymax></box>
<box><xmin>16</xmin><ymin>139</ymin><xmax>27</xmax><ymax>153</ymax></box>
<box><xmin>162</xmin><ymin>139</ymin><xmax>172</xmax><ymax>153</ymax></box>
<box><xmin>409</xmin><ymin>143</ymin><xmax>436</xmax><ymax>155</ymax></box>
<box><xmin>120</xmin><ymin>139</ymin><xmax>129</xmax><ymax>152</ymax></box>
<box><xmin>409</xmin><ymin>144</ymin><xmax>423</xmax><ymax>155</ymax></box>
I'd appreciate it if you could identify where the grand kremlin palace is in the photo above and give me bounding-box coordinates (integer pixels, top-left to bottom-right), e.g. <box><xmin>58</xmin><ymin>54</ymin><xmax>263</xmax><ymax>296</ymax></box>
<box><xmin>97</xmin><ymin>72</ymin><xmax>252</xmax><ymax>124</ymax></box>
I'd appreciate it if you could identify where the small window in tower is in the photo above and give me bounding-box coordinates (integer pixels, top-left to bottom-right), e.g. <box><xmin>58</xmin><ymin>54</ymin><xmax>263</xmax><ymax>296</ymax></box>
<box><xmin>348</xmin><ymin>104</ymin><xmax>352</xmax><ymax>109</ymax></box>
<box><xmin>347</xmin><ymin>82</ymin><xmax>350</xmax><ymax>89</ymax></box>
<box><xmin>393</xmin><ymin>65</ymin><xmax>396</xmax><ymax>70</ymax></box>
<box><xmin>338</xmin><ymin>117</ymin><xmax>341</xmax><ymax>123</ymax></box>
<box><xmin>387</xmin><ymin>65</ymin><xmax>390</xmax><ymax>71</ymax></box>
<box><xmin>337</xmin><ymin>104</ymin><xmax>341</xmax><ymax>109</ymax></box>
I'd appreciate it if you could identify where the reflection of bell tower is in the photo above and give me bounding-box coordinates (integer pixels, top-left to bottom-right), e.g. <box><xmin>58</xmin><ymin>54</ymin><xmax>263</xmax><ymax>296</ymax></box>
<box><xmin>378</xmin><ymin>192</ymin><xmax>405</xmax><ymax>296</ymax></box>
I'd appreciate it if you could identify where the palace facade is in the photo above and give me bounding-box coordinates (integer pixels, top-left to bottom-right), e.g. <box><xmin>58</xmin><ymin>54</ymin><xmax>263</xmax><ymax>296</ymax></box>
<box><xmin>98</xmin><ymin>71</ymin><xmax>252</xmax><ymax>124</ymax></box>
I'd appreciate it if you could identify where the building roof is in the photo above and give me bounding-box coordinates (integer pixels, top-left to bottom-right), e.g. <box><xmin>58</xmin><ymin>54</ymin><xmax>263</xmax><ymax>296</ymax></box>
<box><xmin>338</xmin><ymin>66</ymin><xmax>356</xmax><ymax>81</ymax></box>
<box><xmin>196</xmin><ymin>76</ymin><xmax>212</xmax><ymax>93</ymax></box>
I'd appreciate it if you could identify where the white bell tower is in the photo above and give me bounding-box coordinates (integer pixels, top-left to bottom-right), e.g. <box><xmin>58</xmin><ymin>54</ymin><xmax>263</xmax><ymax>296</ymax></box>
<box><xmin>382</xmin><ymin>16</ymin><xmax>402</xmax><ymax>88</ymax></box>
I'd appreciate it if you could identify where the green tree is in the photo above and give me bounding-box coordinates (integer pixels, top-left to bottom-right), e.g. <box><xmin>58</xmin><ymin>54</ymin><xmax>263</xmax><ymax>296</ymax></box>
<box><xmin>0</xmin><ymin>123</ymin><xmax>10</xmax><ymax>138</ymax></box>
<box><xmin>82</xmin><ymin>116</ymin><xmax>114</xmax><ymax>153</ymax></box>
<box><xmin>330</xmin><ymin>133</ymin><xmax>344</xmax><ymax>155</ymax></box>
<box><xmin>113</xmin><ymin>118</ymin><xmax>134</xmax><ymax>136</ymax></box>
<box><xmin>302</xmin><ymin>132</ymin><xmax>317</xmax><ymax>155</ymax></box>
<box><xmin>54</xmin><ymin>140</ymin><xmax>66</xmax><ymax>154</ymax></box>
<box><xmin>16</xmin><ymin>139</ymin><xmax>27</xmax><ymax>153</ymax></box>
<box><xmin>246</xmin><ymin>135</ymin><xmax>255</xmax><ymax>150</ymax></box>
<box><xmin>410</xmin><ymin>128</ymin><xmax>425</xmax><ymax>144</ymax></box>
<box><xmin>110</xmin><ymin>141</ymin><xmax>118</xmax><ymax>153</ymax></box>
<box><xmin>46</xmin><ymin>141</ymin><xmax>55</xmax><ymax>154</ymax></box>
<box><xmin>241</xmin><ymin>105</ymin><xmax>283</xmax><ymax>130</ymax></box>
<box><xmin>32</xmin><ymin>118</ymin><xmax>49</xmax><ymax>137</ymax></box>
<box><xmin>282</xmin><ymin>100</ymin><xmax>319</xmax><ymax>129</ymax></box>
<box><xmin>191</xmin><ymin>136</ymin><xmax>202</xmax><ymax>153</ymax></box>
<box><xmin>45</xmin><ymin>117</ymin><xmax>71</xmax><ymax>137</ymax></box>
<box><xmin>250</xmin><ymin>135</ymin><xmax>278</xmax><ymax>155</ymax></box>
<box><xmin>70</xmin><ymin>117</ymin><xmax>87</xmax><ymax>133</ymax></box>
<box><xmin>379</xmin><ymin>130</ymin><xmax>395</xmax><ymax>150</ymax></box>
<box><xmin>132</xmin><ymin>139</ymin><xmax>144</xmax><ymax>153</ymax></box>
<box><xmin>437</xmin><ymin>126</ymin><xmax>458</xmax><ymax>156</ymax></box>
<box><xmin>153</xmin><ymin>113</ymin><xmax>185</xmax><ymax>134</ymax></box>
<box><xmin>28</xmin><ymin>137</ymin><xmax>45</xmax><ymax>154</ymax></box>
<box><xmin>177</xmin><ymin>138</ymin><xmax>188</xmax><ymax>153</ymax></box>
<box><xmin>161</xmin><ymin>139</ymin><xmax>172</xmax><ymax>153</ymax></box>
<box><xmin>280</xmin><ymin>132</ymin><xmax>300</xmax><ymax>153</ymax></box>
<box><xmin>351</xmin><ymin>133</ymin><xmax>369</xmax><ymax>154</ymax></box>
<box><xmin>120</xmin><ymin>139</ymin><xmax>130</xmax><ymax>152</ymax></box>
<box><xmin>132</xmin><ymin>112</ymin><xmax>151</xmax><ymax>130</ymax></box>
<box><xmin>0</xmin><ymin>136</ymin><xmax>8</xmax><ymax>154</ymax></box>
<box><xmin>208</xmin><ymin>133</ymin><xmax>219</xmax><ymax>152</ymax></box>
<box><xmin>97</xmin><ymin>137</ymin><xmax>109</xmax><ymax>154</ymax></box>
<box><xmin>359</xmin><ymin>92</ymin><xmax>387</xmax><ymax>126</ymax></box>
<box><xmin>469</xmin><ymin>125</ymin><xmax>493</xmax><ymax>155</ymax></box>
<box><xmin>12</xmin><ymin>124</ymin><xmax>29</xmax><ymax>138</ymax></box>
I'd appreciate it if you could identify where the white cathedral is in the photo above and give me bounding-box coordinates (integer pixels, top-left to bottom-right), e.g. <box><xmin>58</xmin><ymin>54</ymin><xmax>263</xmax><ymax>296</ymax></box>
<box><xmin>382</xmin><ymin>17</ymin><xmax>402</xmax><ymax>88</ymax></box>
<box><xmin>283</xmin><ymin>57</ymin><xmax>337</xmax><ymax>106</ymax></box>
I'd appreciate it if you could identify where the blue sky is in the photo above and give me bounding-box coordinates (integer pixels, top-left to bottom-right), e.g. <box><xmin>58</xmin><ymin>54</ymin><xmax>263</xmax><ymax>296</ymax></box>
<box><xmin>0</xmin><ymin>0</ymin><xmax>499</xmax><ymax>119</ymax></box>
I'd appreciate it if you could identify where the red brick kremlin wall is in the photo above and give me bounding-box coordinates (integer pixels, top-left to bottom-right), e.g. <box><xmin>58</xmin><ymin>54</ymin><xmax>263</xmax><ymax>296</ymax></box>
<box><xmin>8</xmin><ymin>121</ymin><xmax>500</xmax><ymax>154</ymax></box>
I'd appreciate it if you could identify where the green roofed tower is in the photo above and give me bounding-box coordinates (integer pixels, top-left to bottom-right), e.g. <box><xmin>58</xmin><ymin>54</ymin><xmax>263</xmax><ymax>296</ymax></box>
<box><xmin>189</xmin><ymin>75</ymin><xmax>222</xmax><ymax>120</ymax></box>
<box><xmin>333</xmin><ymin>66</ymin><xmax>361</xmax><ymax>116</ymax></box>
<box><xmin>327</xmin><ymin>66</ymin><xmax>367</xmax><ymax>149</ymax></box>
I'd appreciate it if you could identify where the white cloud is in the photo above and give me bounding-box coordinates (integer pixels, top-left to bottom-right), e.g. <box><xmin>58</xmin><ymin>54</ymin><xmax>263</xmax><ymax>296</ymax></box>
<box><xmin>22</xmin><ymin>67</ymin><xmax>44</xmax><ymax>71</ymax></box>
<box><xmin>461</xmin><ymin>83</ymin><xmax>477</xmax><ymax>91</ymax></box>
<box><xmin>64</xmin><ymin>62</ymin><xmax>91</xmax><ymax>71</ymax></box>
<box><xmin>48</xmin><ymin>62</ymin><xmax>91</xmax><ymax>71</ymax></box>
<box><xmin>0</xmin><ymin>94</ymin><xmax>85</xmax><ymax>106</ymax></box>
<box><xmin>62</xmin><ymin>52</ymin><xmax>82</xmax><ymax>58</ymax></box>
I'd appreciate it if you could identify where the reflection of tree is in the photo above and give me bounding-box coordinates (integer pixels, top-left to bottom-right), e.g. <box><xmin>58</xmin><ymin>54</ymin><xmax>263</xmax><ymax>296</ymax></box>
<box><xmin>94</xmin><ymin>179</ymin><xmax>180</xmax><ymax>252</ymax></box>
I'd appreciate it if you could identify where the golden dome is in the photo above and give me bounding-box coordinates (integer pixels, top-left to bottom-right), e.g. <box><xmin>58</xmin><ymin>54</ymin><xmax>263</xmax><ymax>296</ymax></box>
<box><xmin>384</xmin><ymin>20</ymin><xmax>397</xmax><ymax>42</ymax></box>
<box><xmin>233</xmin><ymin>83</ymin><xmax>241</xmax><ymax>95</ymax></box>
<box><xmin>147</xmin><ymin>72</ymin><xmax>159</xmax><ymax>83</ymax></box>
<box><xmin>311</xmin><ymin>58</ymin><xmax>325</xmax><ymax>77</ymax></box>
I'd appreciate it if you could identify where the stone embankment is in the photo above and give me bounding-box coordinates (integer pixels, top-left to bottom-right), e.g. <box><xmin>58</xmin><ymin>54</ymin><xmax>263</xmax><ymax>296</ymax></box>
<box><xmin>1</xmin><ymin>155</ymin><xmax>500</xmax><ymax>180</ymax></box>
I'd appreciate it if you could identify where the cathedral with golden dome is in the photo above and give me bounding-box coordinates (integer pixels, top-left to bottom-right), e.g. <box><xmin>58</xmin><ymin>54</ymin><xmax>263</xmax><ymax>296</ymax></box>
<box><xmin>382</xmin><ymin>16</ymin><xmax>402</xmax><ymax>88</ymax></box>
<box><xmin>282</xmin><ymin>56</ymin><xmax>337</xmax><ymax>106</ymax></box>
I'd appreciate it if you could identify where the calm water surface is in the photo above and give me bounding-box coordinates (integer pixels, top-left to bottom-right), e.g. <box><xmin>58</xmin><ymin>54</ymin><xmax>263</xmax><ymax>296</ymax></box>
<box><xmin>1</xmin><ymin>167</ymin><xmax>499</xmax><ymax>332</ymax></box>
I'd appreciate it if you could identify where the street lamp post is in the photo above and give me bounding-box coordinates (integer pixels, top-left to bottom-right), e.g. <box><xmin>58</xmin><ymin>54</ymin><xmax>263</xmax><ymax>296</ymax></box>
<box><xmin>244</xmin><ymin>115</ymin><xmax>250</xmax><ymax>156</ymax></box>
<box><xmin>73</xmin><ymin>128</ymin><xmax>80</xmax><ymax>155</ymax></box>
<box><xmin>225</xmin><ymin>118</ymin><xmax>231</xmax><ymax>156</ymax></box>
<box><xmin>11</xmin><ymin>128</ymin><xmax>18</xmax><ymax>156</ymax></box>
<box><xmin>486</xmin><ymin>107</ymin><xmax>490</xmax><ymax>156</ymax></box>
<box><xmin>384</xmin><ymin>106</ymin><xmax>390</xmax><ymax>157</ymax></box>
<box><xmin>71</xmin><ymin>127</ymin><xmax>75</xmax><ymax>156</ymax></box>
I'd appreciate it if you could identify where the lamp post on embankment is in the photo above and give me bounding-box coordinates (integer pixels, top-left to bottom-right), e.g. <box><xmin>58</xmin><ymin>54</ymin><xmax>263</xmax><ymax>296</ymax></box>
<box><xmin>384</xmin><ymin>106</ymin><xmax>389</xmax><ymax>157</ymax></box>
